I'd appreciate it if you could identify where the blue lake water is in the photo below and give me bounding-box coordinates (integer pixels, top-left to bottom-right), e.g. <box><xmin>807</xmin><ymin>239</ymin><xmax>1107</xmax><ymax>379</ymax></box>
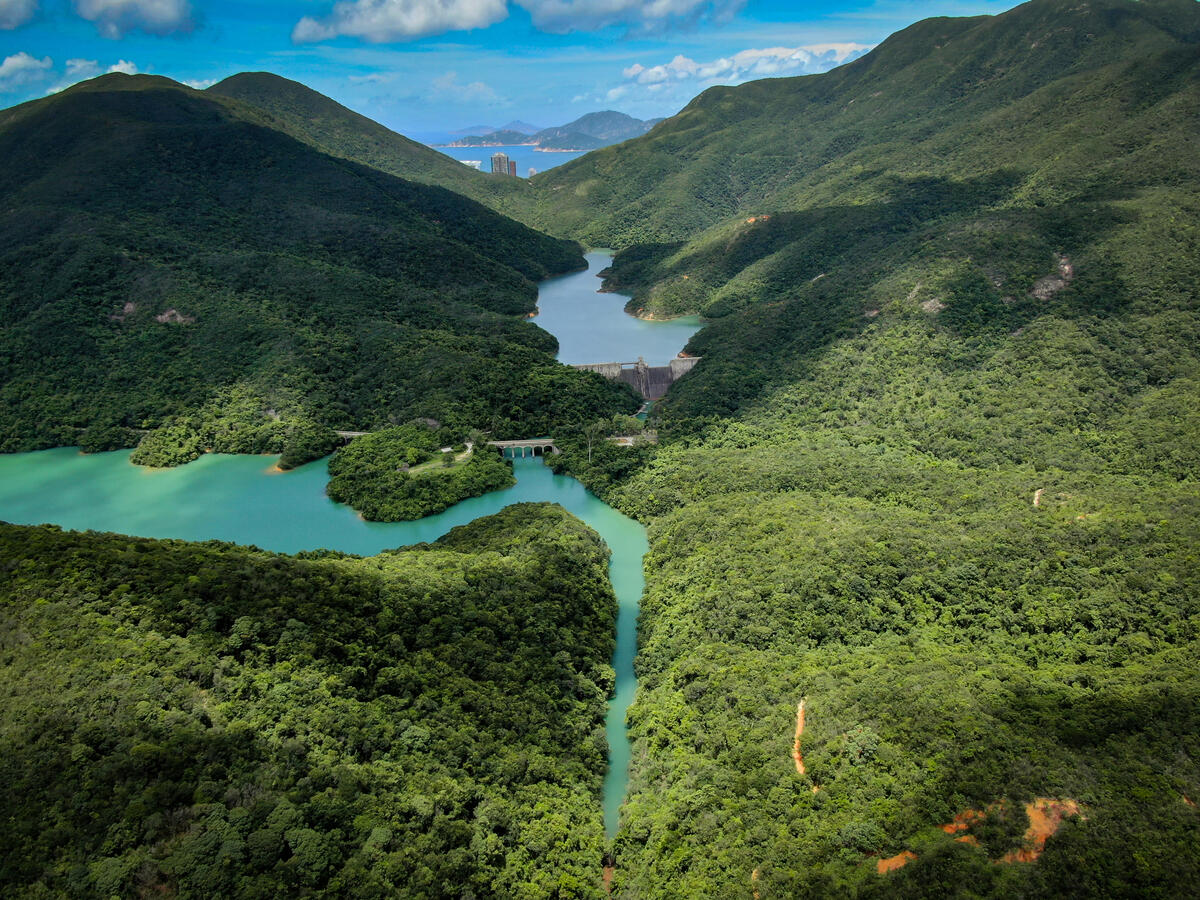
<box><xmin>538</xmin><ymin>252</ymin><xmax>703</xmax><ymax>368</ymax></box>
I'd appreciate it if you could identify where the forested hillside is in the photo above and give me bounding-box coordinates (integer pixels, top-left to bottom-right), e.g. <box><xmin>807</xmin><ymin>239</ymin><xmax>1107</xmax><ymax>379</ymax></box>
<box><xmin>0</xmin><ymin>506</ymin><xmax>615</xmax><ymax>898</ymax></box>
<box><xmin>0</xmin><ymin>74</ymin><xmax>634</xmax><ymax>465</ymax></box>
<box><xmin>207</xmin><ymin>73</ymin><xmax>520</xmax><ymax>206</ymax></box>
<box><xmin>537</xmin><ymin>0</ymin><xmax>1200</xmax><ymax>895</ymax></box>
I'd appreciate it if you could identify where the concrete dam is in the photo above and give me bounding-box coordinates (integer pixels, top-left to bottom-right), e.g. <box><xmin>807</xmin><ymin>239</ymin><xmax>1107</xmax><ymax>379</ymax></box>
<box><xmin>573</xmin><ymin>356</ymin><xmax>700</xmax><ymax>400</ymax></box>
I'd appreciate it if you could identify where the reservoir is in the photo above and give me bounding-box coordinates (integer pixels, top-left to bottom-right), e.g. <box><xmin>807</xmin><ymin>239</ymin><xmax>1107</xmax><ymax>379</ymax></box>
<box><xmin>537</xmin><ymin>251</ymin><xmax>703</xmax><ymax>367</ymax></box>
<box><xmin>0</xmin><ymin>250</ymin><xmax>700</xmax><ymax>841</ymax></box>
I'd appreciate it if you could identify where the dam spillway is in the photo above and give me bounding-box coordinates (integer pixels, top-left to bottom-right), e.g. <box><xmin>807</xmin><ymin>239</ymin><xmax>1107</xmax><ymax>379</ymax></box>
<box><xmin>573</xmin><ymin>356</ymin><xmax>700</xmax><ymax>400</ymax></box>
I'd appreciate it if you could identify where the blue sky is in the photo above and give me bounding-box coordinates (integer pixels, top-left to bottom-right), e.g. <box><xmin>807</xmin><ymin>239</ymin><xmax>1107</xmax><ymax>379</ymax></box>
<box><xmin>0</xmin><ymin>1</ymin><xmax>1016</xmax><ymax>134</ymax></box>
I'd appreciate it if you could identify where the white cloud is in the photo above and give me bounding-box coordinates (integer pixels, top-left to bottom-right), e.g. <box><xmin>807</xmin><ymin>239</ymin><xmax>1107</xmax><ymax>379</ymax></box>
<box><xmin>432</xmin><ymin>70</ymin><xmax>503</xmax><ymax>105</ymax></box>
<box><xmin>293</xmin><ymin>0</ymin><xmax>747</xmax><ymax>42</ymax></box>
<box><xmin>0</xmin><ymin>0</ymin><xmax>37</xmax><ymax>30</ymax></box>
<box><xmin>66</xmin><ymin>57</ymin><xmax>100</xmax><ymax>78</ymax></box>
<box><xmin>293</xmin><ymin>0</ymin><xmax>507</xmax><ymax>43</ymax></box>
<box><xmin>577</xmin><ymin>41</ymin><xmax>873</xmax><ymax>113</ymax></box>
<box><xmin>73</xmin><ymin>0</ymin><xmax>195</xmax><ymax>39</ymax></box>
<box><xmin>0</xmin><ymin>51</ymin><xmax>51</xmax><ymax>90</ymax></box>
<box><xmin>107</xmin><ymin>58</ymin><xmax>138</xmax><ymax>74</ymax></box>
<box><xmin>516</xmin><ymin>0</ymin><xmax>744</xmax><ymax>34</ymax></box>
<box><xmin>183</xmin><ymin>77</ymin><xmax>215</xmax><ymax>89</ymax></box>
<box><xmin>621</xmin><ymin>42</ymin><xmax>871</xmax><ymax>88</ymax></box>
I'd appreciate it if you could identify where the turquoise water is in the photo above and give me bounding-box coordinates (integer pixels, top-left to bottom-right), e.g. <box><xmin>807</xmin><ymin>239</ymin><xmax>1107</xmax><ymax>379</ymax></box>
<box><xmin>0</xmin><ymin>447</ymin><xmax>644</xmax><ymax>838</ymax></box>
<box><xmin>0</xmin><ymin>250</ymin><xmax>708</xmax><ymax>841</ymax></box>
<box><xmin>536</xmin><ymin>252</ymin><xmax>703</xmax><ymax>368</ymax></box>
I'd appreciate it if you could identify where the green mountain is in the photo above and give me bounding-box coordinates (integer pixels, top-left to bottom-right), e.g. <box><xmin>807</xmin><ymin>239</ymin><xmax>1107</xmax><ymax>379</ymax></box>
<box><xmin>533</xmin><ymin>111</ymin><xmax>660</xmax><ymax>149</ymax></box>
<box><xmin>446</xmin><ymin>128</ymin><xmax>537</xmax><ymax>147</ymax></box>
<box><xmin>207</xmin><ymin>72</ymin><xmax>505</xmax><ymax>198</ymax></box>
<box><xmin>0</xmin><ymin>505</ymin><xmax>615</xmax><ymax>897</ymax></box>
<box><xmin>529</xmin><ymin>0</ymin><xmax>1200</xmax><ymax>894</ymax></box>
<box><xmin>535</xmin><ymin>130</ymin><xmax>606</xmax><ymax>151</ymax></box>
<box><xmin>448</xmin><ymin>111</ymin><xmax>659</xmax><ymax>152</ymax></box>
<box><xmin>0</xmin><ymin>73</ymin><xmax>634</xmax><ymax>464</ymax></box>
<box><xmin>529</xmin><ymin>0</ymin><xmax>1200</xmax><ymax>258</ymax></box>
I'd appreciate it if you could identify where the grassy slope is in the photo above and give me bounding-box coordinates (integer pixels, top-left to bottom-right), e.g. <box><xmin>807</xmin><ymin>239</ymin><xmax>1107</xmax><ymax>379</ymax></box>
<box><xmin>527</xmin><ymin>0</ymin><xmax>1200</xmax><ymax>255</ymax></box>
<box><xmin>0</xmin><ymin>74</ymin><xmax>634</xmax><ymax>460</ymax></box>
<box><xmin>0</xmin><ymin>505</ymin><xmax>615</xmax><ymax>899</ymax></box>
<box><xmin>530</xmin><ymin>1</ymin><xmax>1200</xmax><ymax>895</ymax></box>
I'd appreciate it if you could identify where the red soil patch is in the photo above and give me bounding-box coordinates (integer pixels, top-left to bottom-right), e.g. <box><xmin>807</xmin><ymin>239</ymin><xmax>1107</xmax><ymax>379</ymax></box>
<box><xmin>877</xmin><ymin>851</ymin><xmax>917</xmax><ymax>874</ymax></box>
<box><xmin>603</xmin><ymin>865</ymin><xmax>614</xmax><ymax>894</ymax></box>
<box><xmin>877</xmin><ymin>798</ymin><xmax>1082</xmax><ymax>876</ymax></box>
<box><xmin>941</xmin><ymin>808</ymin><xmax>986</xmax><ymax>834</ymax></box>
<box><xmin>1000</xmin><ymin>798</ymin><xmax>1083</xmax><ymax>864</ymax></box>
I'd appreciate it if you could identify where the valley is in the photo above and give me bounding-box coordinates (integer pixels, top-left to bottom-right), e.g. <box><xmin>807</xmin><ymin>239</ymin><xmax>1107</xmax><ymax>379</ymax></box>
<box><xmin>1</xmin><ymin>0</ymin><xmax>1199</xmax><ymax>897</ymax></box>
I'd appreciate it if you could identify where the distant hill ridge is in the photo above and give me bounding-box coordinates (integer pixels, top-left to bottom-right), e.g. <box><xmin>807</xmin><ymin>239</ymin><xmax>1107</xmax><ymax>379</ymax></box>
<box><xmin>446</xmin><ymin>110</ymin><xmax>662</xmax><ymax>151</ymax></box>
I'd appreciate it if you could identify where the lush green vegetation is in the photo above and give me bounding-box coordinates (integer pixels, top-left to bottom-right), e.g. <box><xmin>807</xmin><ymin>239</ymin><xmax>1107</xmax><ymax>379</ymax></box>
<box><xmin>0</xmin><ymin>505</ymin><xmax>615</xmax><ymax>898</ymax></box>
<box><xmin>326</xmin><ymin>426</ymin><xmax>516</xmax><ymax>520</ymax></box>
<box><xmin>530</xmin><ymin>1</ymin><xmax>1200</xmax><ymax>895</ymax></box>
<box><xmin>4</xmin><ymin>0</ymin><xmax>1200</xmax><ymax>895</ymax></box>
<box><xmin>126</xmin><ymin>385</ymin><xmax>340</xmax><ymax>469</ymax></box>
<box><xmin>0</xmin><ymin>74</ymin><xmax>635</xmax><ymax>465</ymax></box>
<box><xmin>524</xmin><ymin>0</ymin><xmax>1200</xmax><ymax>264</ymax></box>
<box><xmin>207</xmin><ymin>73</ymin><xmax>523</xmax><ymax>208</ymax></box>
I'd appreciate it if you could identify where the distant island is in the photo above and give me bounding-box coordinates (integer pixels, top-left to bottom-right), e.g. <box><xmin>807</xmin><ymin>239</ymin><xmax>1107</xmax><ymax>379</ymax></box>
<box><xmin>441</xmin><ymin>110</ymin><xmax>663</xmax><ymax>152</ymax></box>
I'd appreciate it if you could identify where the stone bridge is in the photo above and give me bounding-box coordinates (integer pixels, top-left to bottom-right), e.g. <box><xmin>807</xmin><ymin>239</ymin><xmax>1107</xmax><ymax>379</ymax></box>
<box><xmin>487</xmin><ymin>438</ymin><xmax>560</xmax><ymax>458</ymax></box>
<box><xmin>573</xmin><ymin>356</ymin><xmax>700</xmax><ymax>400</ymax></box>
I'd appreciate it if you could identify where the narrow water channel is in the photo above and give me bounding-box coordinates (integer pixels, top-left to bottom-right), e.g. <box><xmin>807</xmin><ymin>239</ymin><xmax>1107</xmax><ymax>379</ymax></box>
<box><xmin>0</xmin><ymin>447</ymin><xmax>645</xmax><ymax>837</ymax></box>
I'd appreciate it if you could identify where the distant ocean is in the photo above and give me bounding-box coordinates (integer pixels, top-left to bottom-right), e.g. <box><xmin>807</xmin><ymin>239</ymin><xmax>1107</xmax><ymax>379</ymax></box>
<box><xmin>433</xmin><ymin>144</ymin><xmax>588</xmax><ymax>178</ymax></box>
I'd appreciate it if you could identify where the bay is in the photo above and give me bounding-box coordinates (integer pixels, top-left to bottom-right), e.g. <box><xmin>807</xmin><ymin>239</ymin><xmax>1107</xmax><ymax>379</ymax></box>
<box><xmin>434</xmin><ymin>143</ymin><xmax>586</xmax><ymax>177</ymax></box>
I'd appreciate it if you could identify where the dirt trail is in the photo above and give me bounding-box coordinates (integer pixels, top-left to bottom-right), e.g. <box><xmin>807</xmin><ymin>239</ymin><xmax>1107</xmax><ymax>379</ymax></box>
<box><xmin>792</xmin><ymin>700</ymin><xmax>806</xmax><ymax>775</ymax></box>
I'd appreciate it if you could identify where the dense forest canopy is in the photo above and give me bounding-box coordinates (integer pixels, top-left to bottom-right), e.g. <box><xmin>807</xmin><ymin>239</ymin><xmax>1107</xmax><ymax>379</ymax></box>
<box><xmin>0</xmin><ymin>74</ymin><xmax>636</xmax><ymax>466</ymax></box>
<box><xmin>532</xmin><ymin>0</ymin><xmax>1200</xmax><ymax>895</ymax></box>
<box><xmin>0</xmin><ymin>506</ymin><xmax>616</xmax><ymax>898</ymax></box>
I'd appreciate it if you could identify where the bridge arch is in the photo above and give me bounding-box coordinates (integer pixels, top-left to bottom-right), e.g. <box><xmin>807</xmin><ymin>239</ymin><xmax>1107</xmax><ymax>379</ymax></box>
<box><xmin>487</xmin><ymin>439</ymin><xmax>560</xmax><ymax>458</ymax></box>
